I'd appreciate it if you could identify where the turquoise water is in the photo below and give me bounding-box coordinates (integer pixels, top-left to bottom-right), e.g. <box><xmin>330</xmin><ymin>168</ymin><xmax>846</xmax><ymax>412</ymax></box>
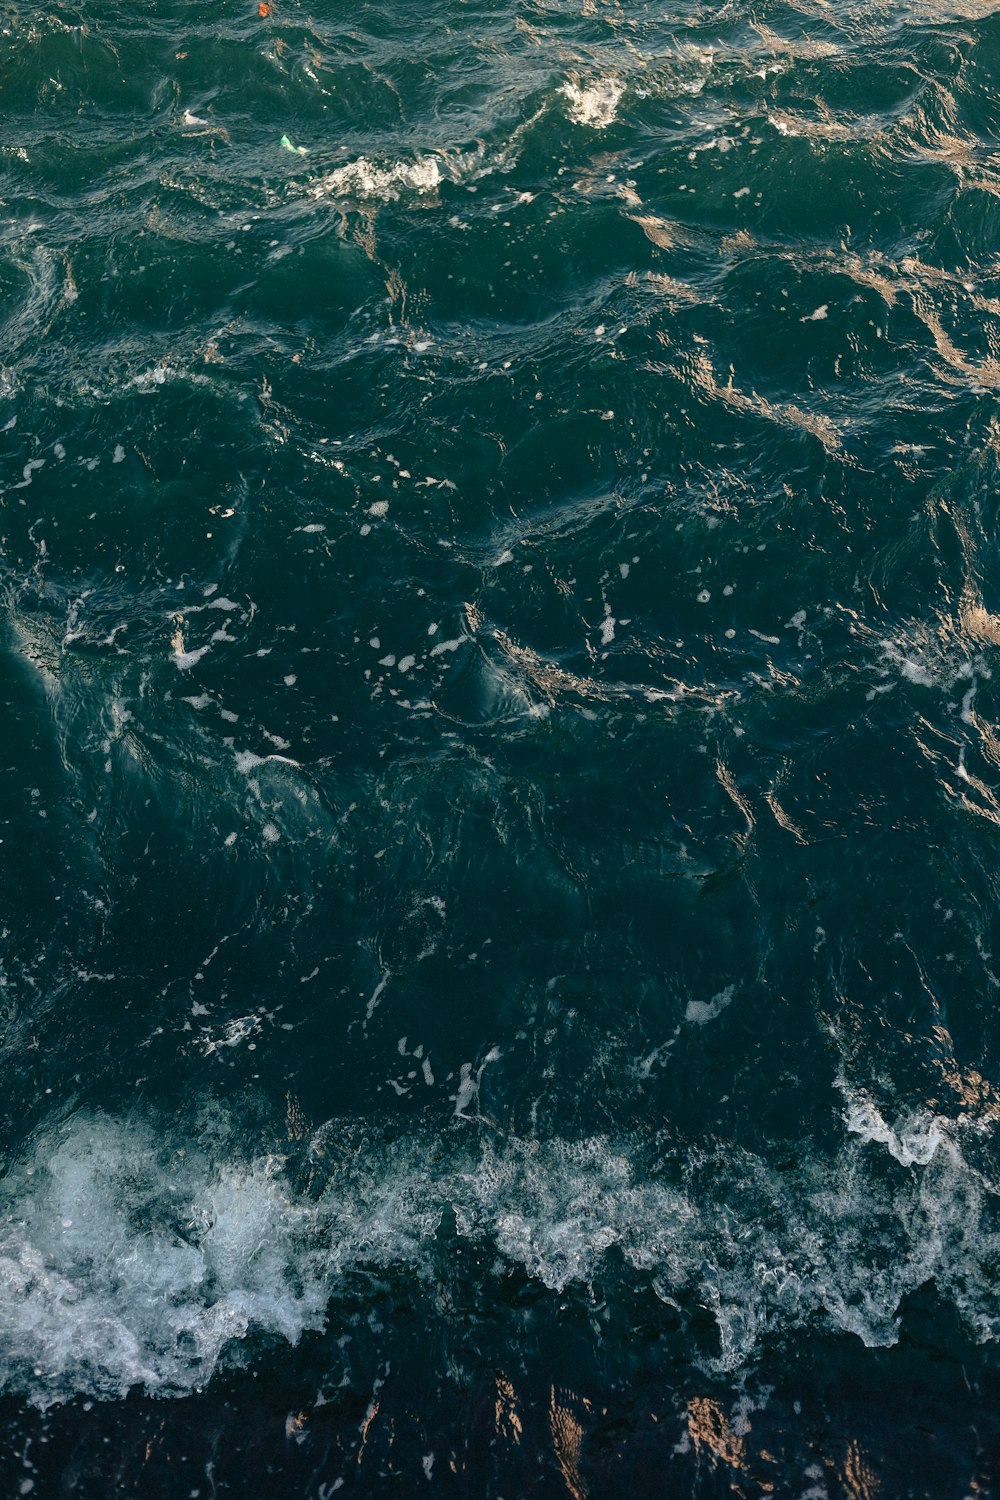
<box><xmin>4</xmin><ymin>0</ymin><xmax>1000</xmax><ymax>1491</ymax></box>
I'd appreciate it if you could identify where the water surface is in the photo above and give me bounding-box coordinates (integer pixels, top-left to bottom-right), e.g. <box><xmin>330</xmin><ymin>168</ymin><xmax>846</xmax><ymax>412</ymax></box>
<box><xmin>3</xmin><ymin>0</ymin><xmax>1000</xmax><ymax>1492</ymax></box>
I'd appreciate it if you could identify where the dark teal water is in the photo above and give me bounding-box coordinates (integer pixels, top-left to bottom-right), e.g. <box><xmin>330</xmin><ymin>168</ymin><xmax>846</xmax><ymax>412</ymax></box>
<box><xmin>4</xmin><ymin>0</ymin><xmax>1000</xmax><ymax>1492</ymax></box>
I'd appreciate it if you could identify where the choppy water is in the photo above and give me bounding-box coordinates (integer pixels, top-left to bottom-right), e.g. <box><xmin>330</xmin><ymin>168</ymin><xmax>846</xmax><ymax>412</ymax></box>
<box><xmin>4</xmin><ymin>0</ymin><xmax>1000</xmax><ymax>1492</ymax></box>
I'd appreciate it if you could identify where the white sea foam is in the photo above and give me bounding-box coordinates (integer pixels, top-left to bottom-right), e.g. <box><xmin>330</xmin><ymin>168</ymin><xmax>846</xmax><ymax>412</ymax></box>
<box><xmin>841</xmin><ymin>1084</ymin><xmax>944</xmax><ymax>1167</ymax></box>
<box><xmin>310</xmin><ymin>155</ymin><xmax>444</xmax><ymax>202</ymax></box>
<box><xmin>560</xmin><ymin>76</ymin><xmax>620</xmax><ymax>129</ymax></box>
<box><xmin>6</xmin><ymin>1100</ymin><xmax>1000</xmax><ymax>1407</ymax></box>
<box><xmin>171</xmin><ymin>645</ymin><xmax>211</xmax><ymax>670</ymax></box>
<box><xmin>0</xmin><ymin>1117</ymin><xmax>330</xmax><ymax>1406</ymax></box>
<box><xmin>685</xmin><ymin>984</ymin><xmax>735</xmax><ymax>1026</ymax></box>
<box><xmin>561</xmin><ymin>76</ymin><xmax>624</xmax><ymax>129</ymax></box>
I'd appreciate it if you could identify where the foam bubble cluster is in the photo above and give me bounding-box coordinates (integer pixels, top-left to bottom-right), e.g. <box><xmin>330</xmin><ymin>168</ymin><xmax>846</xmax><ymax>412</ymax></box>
<box><xmin>4</xmin><ymin>1096</ymin><xmax>1000</xmax><ymax>1406</ymax></box>
<box><xmin>560</xmin><ymin>76</ymin><xmax>624</xmax><ymax>128</ymax></box>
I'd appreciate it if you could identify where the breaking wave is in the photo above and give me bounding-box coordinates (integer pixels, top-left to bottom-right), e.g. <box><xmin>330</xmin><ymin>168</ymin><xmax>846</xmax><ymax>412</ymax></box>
<box><xmin>5</xmin><ymin>1093</ymin><xmax>1000</xmax><ymax>1407</ymax></box>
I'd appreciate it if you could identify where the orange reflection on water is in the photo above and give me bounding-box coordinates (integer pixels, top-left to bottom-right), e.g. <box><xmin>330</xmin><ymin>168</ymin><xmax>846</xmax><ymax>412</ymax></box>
<box><xmin>686</xmin><ymin>1394</ymin><xmax>746</xmax><ymax>1470</ymax></box>
<box><xmin>550</xmin><ymin>1385</ymin><xmax>589</xmax><ymax>1500</ymax></box>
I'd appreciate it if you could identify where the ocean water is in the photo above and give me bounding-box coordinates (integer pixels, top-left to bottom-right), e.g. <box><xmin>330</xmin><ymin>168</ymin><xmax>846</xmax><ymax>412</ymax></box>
<box><xmin>3</xmin><ymin>0</ymin><xmax>1000</xmax><ymax>1492</ymax></box>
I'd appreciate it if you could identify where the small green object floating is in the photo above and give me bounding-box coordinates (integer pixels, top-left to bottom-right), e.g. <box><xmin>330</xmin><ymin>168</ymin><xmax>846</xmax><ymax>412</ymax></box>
<box><xmin>280</xmin><ymin>134</ymin><xmax>308</xmax><ymax>156</ymax></box>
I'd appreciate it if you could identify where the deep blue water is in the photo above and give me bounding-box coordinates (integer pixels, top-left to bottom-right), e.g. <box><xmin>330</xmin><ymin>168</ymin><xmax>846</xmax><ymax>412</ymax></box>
<box><xmin>4</xmin><ymin>0</ymin><xmax>1000</xmax><ymax>1492</ymax></box>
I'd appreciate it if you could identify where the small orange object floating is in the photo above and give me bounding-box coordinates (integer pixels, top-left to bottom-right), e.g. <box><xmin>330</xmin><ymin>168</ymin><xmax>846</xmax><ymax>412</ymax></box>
<box><xmin>258</xmin><ymin>2</ymin><xmax>270</xmax><ymax>15</ymax></box>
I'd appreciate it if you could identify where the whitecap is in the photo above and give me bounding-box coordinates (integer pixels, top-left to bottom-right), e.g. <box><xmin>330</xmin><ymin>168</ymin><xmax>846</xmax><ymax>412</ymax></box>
<box><xmin>8</xmin><ymin>1098</ymin><xmax>1000</xmax><ymax>1407</ymax></box>
<box><xmin>310</xmin><ymin>155</ymin><xmax>443</xmax><ymax>203</ymax></box>
<box><xmin>560</xmin><ymin>77</ymin><xmax>624</xmax><ymax>130</ymax></box>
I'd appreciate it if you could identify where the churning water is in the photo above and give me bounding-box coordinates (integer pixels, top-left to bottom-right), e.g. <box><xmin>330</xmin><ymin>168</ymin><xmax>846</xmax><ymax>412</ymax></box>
<box><xmin>4</xmin><ymin>0</ymin><xmax>1000</xmax><ymax>1492</ymax></box>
